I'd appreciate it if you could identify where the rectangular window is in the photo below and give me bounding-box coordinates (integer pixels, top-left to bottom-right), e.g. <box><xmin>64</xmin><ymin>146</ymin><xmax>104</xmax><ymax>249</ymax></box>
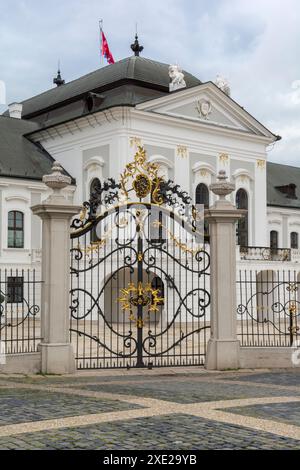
<box><xmin>6</xmin><ymin>277</ymin><xmax>24</xmax><ymax>304</ymax></box>
<box><xmin>7</xmin><ymin>211</ymin><xmax>24</xmax><ymax>248</ymax></box>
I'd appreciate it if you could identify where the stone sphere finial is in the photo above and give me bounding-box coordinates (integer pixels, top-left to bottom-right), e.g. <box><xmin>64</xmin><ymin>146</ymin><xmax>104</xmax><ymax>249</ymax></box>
<box><xmin>209</xmin><ymin>170</ymin><xmax>235</xmax><ymax>200</ymax></box>
<box><xmin>43</xmin><ymin>161</ymin><xmax>71</xmax><ymax>192</ymax></box>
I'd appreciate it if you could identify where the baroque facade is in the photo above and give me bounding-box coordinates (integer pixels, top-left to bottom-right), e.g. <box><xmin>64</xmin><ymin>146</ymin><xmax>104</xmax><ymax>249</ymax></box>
<box><xmin>1</xmin><ymin>51</ymin><xmax>300</xmax><ymax>274</ymax></box>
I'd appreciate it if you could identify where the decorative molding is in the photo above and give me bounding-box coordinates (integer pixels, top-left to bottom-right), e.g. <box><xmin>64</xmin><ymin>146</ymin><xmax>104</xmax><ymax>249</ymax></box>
<box><xmin>257</xmin><ymin>159</ymin><xmax>266</xmax><ymax>169</ymax></box>
<box><xmin>176</xmin><ymin>145</ymin><xmax>188</xmax><ymax>158</ymax></box>
<box><xmin>288</xmin><ymin>221</ymin><xmax>300</xmax><ymax>227</ymax></box>
<box><xmin>83</xmin><ymin>156</ymin><xmax>105</xmax><ymax>171</ymax></box>
<box><xmin>5</xmin><ymin>195</ymin><xmax>30</xmax><ymax>203</ymax></box>
<box><xmin>133</xmin><ymin>109</ymin><xmax>275</xmax><ymax>146</ymax></box>
<box><xmin>192</xmin><ymin>161</ymin><xmax>216</xmax><ymax>176</ymax></box>
<box><xmin>268</xmin><ymin>219</ymin><xmax>281</xmax><ymax>225</ymax></box>
<box><xmin>219</xmin><ymin>153</ymin><xmax>229</xmax><ymax>164</ymax></box>
<box><xmin>232</xmin><ymin>169</ymin><xmax>253</xmax><ymax>181</ymax></box>
<box><xmin>148</xmin><ymin>155</ymin><xmax>173</xmax><ymax>168</ymax></box>
<box><xmin>195</xmin><ymin>99</ymin><xmax>212</xmax><ymax>120</ymax></box>
<box><xmin>135</xmin><ymin>82</ymin><xmax>276</xmax><ymax>140</ymax></box>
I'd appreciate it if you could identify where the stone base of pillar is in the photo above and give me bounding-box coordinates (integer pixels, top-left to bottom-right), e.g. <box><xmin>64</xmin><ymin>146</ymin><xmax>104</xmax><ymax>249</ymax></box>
<box><xmin>39</xmin><ymin>343</ymin><xmax>75</xmax><ymax>374</ymax></box>
<box><xmin>205</xmin><ymin>339</ymin><xmax>240</xmax><ymax>370</ymax></box>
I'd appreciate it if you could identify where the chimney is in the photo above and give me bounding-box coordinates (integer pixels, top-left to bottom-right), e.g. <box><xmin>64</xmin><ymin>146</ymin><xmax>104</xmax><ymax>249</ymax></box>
<box><xmin>8</xmin><ymin>102</ymin><xmax>23</xmax><ymax>119</ymax></box>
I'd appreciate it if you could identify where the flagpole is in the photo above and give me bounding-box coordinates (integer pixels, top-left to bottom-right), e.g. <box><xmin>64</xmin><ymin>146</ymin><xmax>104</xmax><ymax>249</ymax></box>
<box><xmin>99</xmin><ymin>19</ymin><xmax>103</xmax><ymax>67</ymax></box>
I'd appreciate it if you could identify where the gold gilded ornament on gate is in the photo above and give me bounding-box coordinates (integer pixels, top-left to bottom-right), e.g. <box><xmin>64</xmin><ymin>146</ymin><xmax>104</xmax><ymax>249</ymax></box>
<box><xmin>132</xmin><ymin>173</ymin><xmax>152</xmax><ymax>198</ymax></box>
<box><xmin>120</xmin><ymin>146</ymin><xmax>163</xmax><ymax>204</ymax></box>
<box><xmin>117</xmin><ymin>281</ymin><xmax>164</xmax><ymax>327</ymax></box>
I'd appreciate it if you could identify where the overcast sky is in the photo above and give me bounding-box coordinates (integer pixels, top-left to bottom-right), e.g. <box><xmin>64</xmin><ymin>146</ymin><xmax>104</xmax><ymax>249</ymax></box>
<box><xmin>0</xmin><ymin>0</ymin><xmax>299</xmax><ymax>166</ymax></box>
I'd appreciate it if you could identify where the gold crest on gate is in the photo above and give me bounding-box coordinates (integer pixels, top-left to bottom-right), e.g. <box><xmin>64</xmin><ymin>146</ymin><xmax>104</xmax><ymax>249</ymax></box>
<box><xmin>132</xmin><ymin>173</ymin><xmax>151</xmax><ymax>199</ymax></box>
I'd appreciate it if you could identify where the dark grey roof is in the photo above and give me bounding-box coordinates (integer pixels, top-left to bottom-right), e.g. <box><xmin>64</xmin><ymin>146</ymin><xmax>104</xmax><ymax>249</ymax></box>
<box><xmin>23</xmin><ymin>84</ymin><xmax>168</xmax><ymax>130</ymax></box>
<box><xmin>267</xmin><ymin>161</ymin><xmax>300</xmax><ymax>209</ymax></box>
<box><xmin>0</xmin><ymin>115</ymin><xmax>71</xmax><ymax>181</ymax></box>
<box><xmin>19</xmin><ymin>56</ymin><xmax>201</xmax><ymax>120</ymax></box>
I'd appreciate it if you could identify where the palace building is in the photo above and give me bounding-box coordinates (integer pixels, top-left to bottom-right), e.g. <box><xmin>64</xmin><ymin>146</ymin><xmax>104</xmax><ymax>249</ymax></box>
<box><xmin>1</xmin><ymin>38</ymin><xmax>299</xmax><ymax>371</ymax></box>
<box><xmin>0</xmin><ymin>39</ymin><xmax>299</xmax><ymax>271</ymax></box>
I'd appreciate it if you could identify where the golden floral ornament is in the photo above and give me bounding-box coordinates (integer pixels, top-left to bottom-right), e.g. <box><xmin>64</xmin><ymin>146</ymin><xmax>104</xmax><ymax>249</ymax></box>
<box><xmin>177</xmin><ymin>145</ymin><xmax>188</xmax><ymax>158</ymax></box>
<box><xmin>199</xmin><ymin>169</ymin><xmax>208</xmax><ymax>177</ymax></box>
<box><xmin>130</xmin><ymin>136</ymin><xmax>142</xmax><ymax>148</ymax></box>
<box><xmin>152</xmin><ymin>220</ymin><xmax>203</xmax><ymax>255</ymax></box>
<box><xmin>118</xmin><ymin>282</ymin><xmax>164</xmax><ymax>327</ymax></box>
<box><xmin>257</xmin><ymin>159</ymin><xmax>266</xmax><ymax>169</ymax></box>
<box><xmin>219</xmin><ymin>153</ymin><xmax>229</xmax><ymax>164</ymax></box>
<box><xmin>120</xmin><ymin>146</ymin><xmax>163</xmax><ymax>204</ymax></box>
<box><xmin>79</xmin><ymin>205</ymin><xmax>88</xmax><ymax>222</ymax></box>
<box><xmin>238</xmin><ymin>175</ymin><xmax>247</xmax><ymax>184</ymax></box>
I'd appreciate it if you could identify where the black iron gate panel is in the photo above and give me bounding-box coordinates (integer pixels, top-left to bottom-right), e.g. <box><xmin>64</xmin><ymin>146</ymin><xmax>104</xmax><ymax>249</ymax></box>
<box><xmin>70</xmin><ymin>147</ymin><xmax>210</xmax><ymax>369</ymax></box>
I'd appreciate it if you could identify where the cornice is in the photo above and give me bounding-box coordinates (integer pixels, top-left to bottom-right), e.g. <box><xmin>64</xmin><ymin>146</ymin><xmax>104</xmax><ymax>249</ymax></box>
<box><xmin>136</xmin><ymin>81</ymin><xmax>276</xmax><ymax>140</ymax></box>
<box><xmin>131</xmin><ymin>109</ymin><xmax>274</xmax><ymax>145</ymax></box>
<box><xmin>28</xmin><ymin>107</ymin><xmax>125</xmax><ymax>143</ymax></box>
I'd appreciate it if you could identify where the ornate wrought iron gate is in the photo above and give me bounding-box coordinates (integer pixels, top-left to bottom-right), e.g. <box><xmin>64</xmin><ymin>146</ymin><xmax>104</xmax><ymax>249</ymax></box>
<box><xmin>70</xmin><ymin>147</ymin><xmax>210</xmax><ymax>369</ymax></box>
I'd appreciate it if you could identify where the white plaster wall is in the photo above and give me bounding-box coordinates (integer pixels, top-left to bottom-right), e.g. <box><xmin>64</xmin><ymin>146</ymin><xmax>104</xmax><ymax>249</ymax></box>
<box><xmin>0</xmin><ymin>104</ymin><xmax>299</xmax><ymax>272</ymax></box>
<box><xmin>0</xmin><ymin>177</ymin><xmax>74</xmax><ymax>267</ymax></box>
<box><xmin>268</xmin><ymin>206</ymin><xmax>300</xmax><ymax>251</ymax></box>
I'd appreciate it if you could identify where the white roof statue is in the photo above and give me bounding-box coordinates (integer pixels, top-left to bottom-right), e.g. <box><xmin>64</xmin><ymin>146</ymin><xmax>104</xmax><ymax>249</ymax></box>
<box><xmin>215</xmin><ymin>74</ymin><xmax>231</xmax><ymax>96</ymax></box>
<box><xmin>169</xmin><ymin>64</ymin><xmax>186</xmax><ymax>92</ymax></box>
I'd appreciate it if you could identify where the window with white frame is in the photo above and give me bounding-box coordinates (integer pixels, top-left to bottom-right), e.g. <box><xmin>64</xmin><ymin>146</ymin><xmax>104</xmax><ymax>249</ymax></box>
<box><xmin>270</xmin><ymin>230</ymin><xmax>279</xmax><ymax>250</ymax></box>
<box><xmin>236</xmin><ymin>189</ymin><xmax>248</xmax><ymax>247</ymax></box>
<box><xmin>8</xmin><ymin>211</ymin><xmax>24</xmax><ymax>248</ymax></box>
<box><xmin>291</xmin><ymin>232</ymin><xmax>298</xmax><ymax>249</ymax></box>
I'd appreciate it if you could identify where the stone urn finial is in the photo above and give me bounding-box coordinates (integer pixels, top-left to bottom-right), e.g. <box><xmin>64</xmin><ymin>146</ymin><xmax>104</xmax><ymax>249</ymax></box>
<box><xmin>209</xmin><ymin>170</ymin><xmax>235</xmax><ymax>201</ymax></box>
<box><xmin>43</xmin><ymin>161</ymin><xmax>71</xmax><ymax>203</ymax></box>
<box><xmin>43</xmin><ymin>161</ymin><xmax>71</xmax><ymax>192</ymax></box>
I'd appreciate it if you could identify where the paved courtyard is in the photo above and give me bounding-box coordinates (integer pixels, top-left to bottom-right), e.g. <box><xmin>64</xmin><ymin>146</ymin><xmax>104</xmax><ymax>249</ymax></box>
<box><xmin>0</xmin><ymin>368</ymin><xmax>299</xmax><ymax>450</ymax></box>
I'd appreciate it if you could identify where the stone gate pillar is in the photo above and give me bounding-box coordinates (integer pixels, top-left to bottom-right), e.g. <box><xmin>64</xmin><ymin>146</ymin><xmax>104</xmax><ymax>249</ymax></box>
<box><xmin>31</xmin><ymin>162</ymin><xmax>81</xmax><ymax>374</ymax></box>
<box><xmin>205</xmin><ymin>170</ymin><xmax>244</xmax><ymax>370</ymax></box>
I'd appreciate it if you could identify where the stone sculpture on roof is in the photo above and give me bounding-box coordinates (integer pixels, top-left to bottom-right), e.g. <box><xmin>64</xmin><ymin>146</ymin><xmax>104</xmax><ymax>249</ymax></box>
<box><xmin>169</xmin><ymin>64</ymin><xmax>186</xmax><ymax>92</ymax></box>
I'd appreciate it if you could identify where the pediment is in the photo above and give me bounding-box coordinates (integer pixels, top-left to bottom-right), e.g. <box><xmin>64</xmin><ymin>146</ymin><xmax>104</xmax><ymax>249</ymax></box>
<box><xmin>136</xmin><ymin>83</ymin><xmax>275</xmax><ymax>139</ymax></box>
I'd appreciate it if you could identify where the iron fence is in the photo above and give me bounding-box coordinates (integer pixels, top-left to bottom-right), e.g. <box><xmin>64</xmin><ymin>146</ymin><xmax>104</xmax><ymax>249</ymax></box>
<box><xmin>236</xmin><ymin>269</ymin><xmax>299</xmax><ymax>347</ymax></box>
<box><xmin>0</xmin><ymin>268</ymin><xmax>42</xmax><ymax>354</ymax></box>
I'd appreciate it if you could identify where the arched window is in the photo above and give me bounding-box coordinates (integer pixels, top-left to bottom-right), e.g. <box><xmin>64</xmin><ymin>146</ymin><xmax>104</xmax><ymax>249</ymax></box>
<box><xmin>291</xmin><ymin>232</ymin><xmax>298</xmax><ymax>249</ymax></box>
<box><xmin>196</xmin><ymin>183</ymin><xmax>209</xmax><ymax>242</ymax></box>
<box><xmin>195</xmin><ymin>183</ymin><xmax>209</xmax><ymax>208</ymax></box>
<box><xmin>236</xmin><ymin>189</ymin><xmax>248</xmax><ymax>247</ymax></box>
<box><xmin>90</xmin><ymin>178</ymin><xmax>100</xmax><ymax>201</ymax></box>
<box><xmin>90</xmin><ymin>178</ymin><xmax>101</xmax><ymax>242</ymax></box>
<box><xmin>270</xmin><ymin>230</ymin><xmax>278</xmax><ymax>250</ymax></box>
<box><xmin>8</xmin><ymin>211</ymin><xmax>24</xmax><ymax>248</ymax></box>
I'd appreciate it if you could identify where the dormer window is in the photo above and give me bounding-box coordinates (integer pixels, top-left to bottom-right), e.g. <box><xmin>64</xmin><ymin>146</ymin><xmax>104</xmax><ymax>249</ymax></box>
<box><xmin>275</xmin><ymin>183</ymin><xmax>297</xmax><ymax>199</ymax></box>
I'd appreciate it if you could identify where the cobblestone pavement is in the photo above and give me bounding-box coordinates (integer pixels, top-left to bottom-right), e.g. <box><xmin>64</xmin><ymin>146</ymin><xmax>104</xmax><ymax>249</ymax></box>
<box><xmin>0</xmin><ymin>368</ymin><xmax>299</xmax><ymax>450</ymax></box>
<box><xmin>222</xmin><ymin>402</ymin><xmax>300</xmax><ymax>428</ymax></box>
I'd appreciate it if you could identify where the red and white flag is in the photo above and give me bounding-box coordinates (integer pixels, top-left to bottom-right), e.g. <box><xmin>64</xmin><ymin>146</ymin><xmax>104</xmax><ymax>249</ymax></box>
<box><xmin>101</xmin><ymin>31</ymin><xmax>115</xmax><ymax>65</ymax></box>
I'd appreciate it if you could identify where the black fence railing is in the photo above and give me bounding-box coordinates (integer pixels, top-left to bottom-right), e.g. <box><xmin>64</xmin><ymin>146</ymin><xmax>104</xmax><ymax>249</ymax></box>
<box><xmin>237</xmin><ymin>269</ymin><xmax>299</xmax><ymax>347</ymax></box>
<box><xmin>0</xmin><ymin>268</ymin><xmax>42</xmax><ymax>354</ymax></box>
<box><xmin>239</xmin><ymin>246</ymin><xmax>291</xmax><ymax>262</ymax></box>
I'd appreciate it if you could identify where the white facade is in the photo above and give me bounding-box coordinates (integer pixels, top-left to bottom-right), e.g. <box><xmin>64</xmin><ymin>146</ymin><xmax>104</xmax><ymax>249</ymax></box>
<box><xmin>0</xmin><ymin>81</ymin><xmax>299</xmax><ymax>274</ymax></box>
